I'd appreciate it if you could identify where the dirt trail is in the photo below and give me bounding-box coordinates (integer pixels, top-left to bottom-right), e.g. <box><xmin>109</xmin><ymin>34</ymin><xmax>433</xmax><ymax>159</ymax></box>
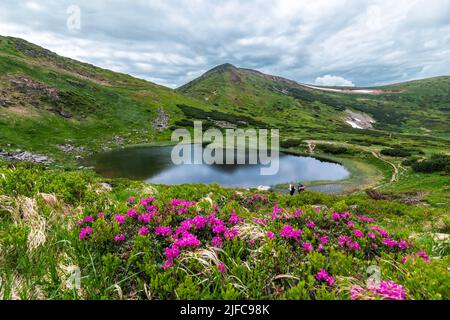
<box><xmin>305</xmin><ymin>140</ymin><xmax>400</xmax><ymax>190</ymax></box>
<box><xmin>371</xmin><ymin>151</ymin><xmax>399</xmax><ymax>185</ymax></box>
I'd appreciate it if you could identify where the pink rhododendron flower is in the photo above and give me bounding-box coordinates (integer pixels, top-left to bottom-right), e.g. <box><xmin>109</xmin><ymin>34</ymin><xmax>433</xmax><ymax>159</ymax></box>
<box><xmin>138</xmin><ymin>212</ymin><xmax>154</xmax><ymax>224</ymax></box>
<box><xmin>351</xmin><ymin>281</ymin><xmax>405</xmax><ymax>300</ymax></box>
<box><xmin>306</xmin><ymin>221</ymin><xmax>316</xmax><ymax>228</ymax></box>
<box><xmin>349</xmin><ymin>241</ymin><xmax>362</xmax><ymax>251</ymax></box>
<box><xmin>367</xmin><ymin>232</ymin><xmax>376</xmax><ymax>239</ymax></box>
<box><xmin>83</xmin><ymin>215</ymin><xmax>93</xmax><ymax>223</ymax></box>
<box><xmin>266</xmin><ymin>231</ymin><xmax>275</xmax><ymax>239</ymax></box>
<box><xmin>171</xmin><ymin>199</ymin><xmax>196</xmax><ymax>215</ymax></box>
<box><xmin>97</xmin><ymin>212</ymin><xmax>105</xmax><ymax>217</ymax></box>
<box><xmin>338</xmin><ymin>235</ymin><xmax>351</xmax><ymax>247</ymax></box>
<box><xmin>302</xmin><ymin>242</ymin><xmax>313</xmax><ymax>253</ymax></box>
<box><xmin>350</xmin><ymin>285</ymin><xmax>365</xmax><ymax>300</ymax></box>
<box><xmin>347</xmin><ymin>221</ymin><xmax>354</xmax><ymax>228</ymax></box>
<box><xmin>316</xmin><ymin>269</ymin><xmax>328</xmax><ymax>281</ymax></box>
<box><xmin>417</xmin><ymin>251</ymin><xmax>430</xmax><ymax>263</ymax></box>
<box><xmin>354</xmin><ymin>229</ymin><xmax>364</xmax><ymax>238</ymax></box>
<box><xmin>163</xmin><ymin>260</ymin><xmax>173</xmax><ymax>270</ymax></box>
<box><xmin>212</xmin><ymin>224</ymin><xmax>227</xmax><ymax>235</ymax></box>
<box><xmin>371</xmin><ymin>226</ymin><xmax>389</xmax><ymax>238</ymax></box>
<box><xmin>318</xmin><ymin>244</ymin><xmax>324</xmax><ymax>252</ymax></box>
<box><xmin>155</xmin><ymin>226</ymin><xmax>172</xmax><ymax>237</ymax></box>
<box><xmin>369</xmin><ymin>281</ymin><xmax>406</xmax><ymax>300</ymax></box>
<box><xmin>320</xmin><ymin>236</ymin><xmax>329</xmax><ymax>244</ymax></box>
<box><xmin>165</xmin><ymin>245</ymin><xmax>180</xmax><ymax>260</ymax></box>
<box><xmin>128</xmin><ymin>196</ymin><xmax>134</xmax><ymax>204</ymax></box>
<box><xmin>398</xmin><ymin>240</ymin><xmax>409</xmax><ymax>250</ymax></box>
<box><xmin>332</xmin><ymin>213</ymin><xmax>341</xmax><ymax>221</ymax></box>
<box><xmin>79</xmin><ymin>226</ymin><xmax>92</xmax><ymax>240</ymax></box>
<box><xmin>192</xmin><ymin>216</ymin><xmax>208</xmax><ymax>229</ymax></box>
<box><xmin>280</xmin><ymin>225</ymin><xmax>302</xmax><ymax>241</ymax></box>
<box><xmin>327</xmin><ymin>276</ymin><xmax>335</xmax><ymax>286</ymax></box>
<box><xmin>253</xmin><ymin>218</ymin><xmax>267</xmax><ymax>225</ymax></box>
<box><xmin>211</xmin><ymin>236</ymin><xmax>223</xmax><ymax>248</ymax></box>
<box><xmin>218</xmin><ymin>261</ymin><xmax>226</xmax><ymax>273</ymax></box>
<box><xmin>228</xmin><ymin>210</ymin><xmax>242</xmax><ymax>225</ymax></box>
<box><xmin>126</xmin><ymin>208</ymin><xmax>139</xmax><ymax>218</ymax></box>
<box><xmin>174</xmin><ymin>232</ymin><xmax>201</xmax><ymax>248</ymax></box>
<box><xmin>115</xmin><ymin>214</ymin><xmax>126</xmax><ymax>225</ymax></box>
<box><xmin>141</xmin><ymin>197</ymin><xmax>156</xmax><ymax>207</ymax></box>
<box><xmin>138</xmin><ymin>226</ymin><xmax>149</xmax><ymax>236</ymax></box>
<box><xmin>383</xmin><ymin>238</ymin><xmax>398</xmax><ymax>248</ymax></box>
<box><xmin>114</xmin><ymin>234</ymin><xmax>125</xmax><ymax>242</ymax></box>
<box><xmin>271</xmin><ymin>204</ymin><xmax>284</xmax><ymax>220</ymax></box>
<box><xmin>224</xmin><ymin>228</ymin><xmax>239</xmax><ymax>241</ymax></box>
<box><xmin>316</xmin><ymin>269</ymin><xmax>334</xmax><ymax>286</ymax></box>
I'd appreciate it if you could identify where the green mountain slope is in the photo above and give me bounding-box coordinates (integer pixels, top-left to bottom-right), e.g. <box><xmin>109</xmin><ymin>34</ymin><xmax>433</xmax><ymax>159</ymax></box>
<box><xmin>0</xmin><ymin>36</ymin><xmax>213</xmax><ymax>162</ymax></box>
<box><xmin>1</xmin><ymin>36</ymin><xmax>449</xmax><ymax>165</ymax></box>
<box><xmin>178</xmin><ymin>63</ymin><xmax>450</xmax><ymax>140</ymax></box>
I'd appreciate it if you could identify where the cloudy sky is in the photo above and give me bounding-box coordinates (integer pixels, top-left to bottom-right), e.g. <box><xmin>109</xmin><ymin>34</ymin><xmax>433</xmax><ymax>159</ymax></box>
<box><xmin>0</xmin><ymin>0</ymin><xmax>449</xmax><ymax>88</ymax></box>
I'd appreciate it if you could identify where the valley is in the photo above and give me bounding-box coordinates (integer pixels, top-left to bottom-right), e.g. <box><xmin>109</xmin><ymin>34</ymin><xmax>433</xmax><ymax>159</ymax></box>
<box><xmin>0</xmin><ymin>35</ymin><xmax>448</xmax><ymax>300</ymax></box>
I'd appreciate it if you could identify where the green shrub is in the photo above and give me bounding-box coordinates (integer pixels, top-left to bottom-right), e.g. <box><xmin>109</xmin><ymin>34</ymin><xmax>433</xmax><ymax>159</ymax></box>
<box><xmin>412</xmin><ymin>154</ymin><xmax>450</xmax><ymax>174</ymax></box>
<box><xmin>380</xmin><ymin>148</ymin><xmax>412</xmax><ymax>157</ymax></box>
<box><xmin>317</xmin><ymin>144</ymin><xmax>351</xmax><ymax>155</ymax></box>
<box><xmin>281</xmin><ymin>139</ymin><xmax>305</xmax><ymax>149</ymax></box>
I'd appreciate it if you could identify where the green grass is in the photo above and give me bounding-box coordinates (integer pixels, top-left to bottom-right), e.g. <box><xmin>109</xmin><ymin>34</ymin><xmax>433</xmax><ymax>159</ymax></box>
<box><xmin>0</xmin><ymin>36</ymin><xmax>449</xmax><ymax>300</ymax></box>
<box><xmin>0</xmin><ymin>162</ymin><xmax>448</xmax><ymax>300</ymax></box>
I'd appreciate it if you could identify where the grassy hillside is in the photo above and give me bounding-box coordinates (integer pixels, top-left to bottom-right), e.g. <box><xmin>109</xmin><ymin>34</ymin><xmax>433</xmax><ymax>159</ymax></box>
<box><xmin>0</xmin><ymin>162</ymin><xmax>448</xmax><ymax>300</ymax></box>
<box><xmin>178</xmin><ymin>63</ymin><xmax>450</xmax><ymax>143</ymax></box>
<box><xmin>0</xmin><ymin>36</ymin><xmax>214</xmax><ymax>163</ymax></box>
<box><xmin>0</xmin><ymin>37</ymin><xmax>449</xmax><ymax>301</ymax></box>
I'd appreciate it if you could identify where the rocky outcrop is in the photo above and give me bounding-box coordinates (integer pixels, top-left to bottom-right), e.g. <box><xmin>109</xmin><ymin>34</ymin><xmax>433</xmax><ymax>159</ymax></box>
<box><xmin>10</xmin><ymin>76</ymin><xmax>60</xmax><ymax>102</ymax></box>
<box><xmin>0</xmin><ymin>149</ymin><xmax>53</xmax><ymax>164</ymax></box>
<box><xmin>57</xmin><ymin>144</ymin><xmax>85</xmax><ymax>153</ymax></box>
<box><xmin>153</xmin><ymin>108</ymin><xmax>171</xmax><ymax>131</ymax></box>
<box><xmin>0</xmin><ymin>99</ymin><xmax>13</xmax><ymax>107</ymax></box>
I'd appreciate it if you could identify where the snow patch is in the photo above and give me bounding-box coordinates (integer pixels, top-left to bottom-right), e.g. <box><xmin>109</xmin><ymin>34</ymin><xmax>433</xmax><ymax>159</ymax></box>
<box><xmin>346</xmin><ymin>121</ymin><xmax>363</xmax><ymax>129</ymax></box>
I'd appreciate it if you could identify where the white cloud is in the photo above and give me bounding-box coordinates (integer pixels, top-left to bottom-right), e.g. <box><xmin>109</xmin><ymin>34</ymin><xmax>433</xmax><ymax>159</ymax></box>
<box><xmin>314</xmin><ymin>75</ymin><xmax>355</xmax><ymax>87</ymax></box>
<box><xmin>0</xmin><ymin>0</ymin><xmax>449</xmax><ymax>87</ymax></box>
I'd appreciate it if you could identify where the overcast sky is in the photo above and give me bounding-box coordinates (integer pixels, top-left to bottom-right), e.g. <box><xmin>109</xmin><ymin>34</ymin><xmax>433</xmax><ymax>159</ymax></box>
<box><xmin>1</xmin><ymin>0</ymin><xmax>449</xmax><ymax>88</ymax></box>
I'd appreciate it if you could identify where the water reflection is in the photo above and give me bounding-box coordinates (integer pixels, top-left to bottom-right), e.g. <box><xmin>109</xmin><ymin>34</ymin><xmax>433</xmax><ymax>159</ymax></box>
<box><xmin>87</xmin><ymin>145</ymin><xmax>349</xmax><ymax>188</ymax></box>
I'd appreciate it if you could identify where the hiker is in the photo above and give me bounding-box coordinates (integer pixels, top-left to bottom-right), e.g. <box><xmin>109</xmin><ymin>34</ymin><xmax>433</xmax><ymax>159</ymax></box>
<box><xmin>289</xmin><ymin>184</ymin><xmax>295</xmax><ymax>196</ymax></box>
<box><xmin>297</xmin><ymin>183</ymin><xmax>305</xmax><ymax>194</ymax></box>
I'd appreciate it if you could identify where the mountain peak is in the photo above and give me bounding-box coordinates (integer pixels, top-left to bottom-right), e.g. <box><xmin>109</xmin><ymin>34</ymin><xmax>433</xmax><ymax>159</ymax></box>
<box><xmin>207</xmin><ymin>63</ymin><xmax>238</xmax><ymax>74</ymax></box>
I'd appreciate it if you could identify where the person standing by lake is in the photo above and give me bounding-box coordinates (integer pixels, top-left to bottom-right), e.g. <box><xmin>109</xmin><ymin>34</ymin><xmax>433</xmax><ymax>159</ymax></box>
<box><xmin>289</xmin><ymin>184</ymin><xmax>295</xmax><ymax>196</ymax></box>
<box><xmin>297</xmin><ymin>183</ymin><xmax>305</xmax><ymax>194</ymax></box>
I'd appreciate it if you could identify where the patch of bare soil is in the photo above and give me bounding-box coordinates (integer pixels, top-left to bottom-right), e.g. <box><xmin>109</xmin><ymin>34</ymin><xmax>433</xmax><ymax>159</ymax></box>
<box><xmin>366</xmin><ymin>189</ymin><xmax>428</xmax><ymax>205</ymax></box>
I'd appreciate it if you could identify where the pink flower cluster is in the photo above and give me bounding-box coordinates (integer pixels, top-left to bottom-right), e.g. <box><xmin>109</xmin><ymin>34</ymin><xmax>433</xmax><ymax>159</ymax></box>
<box><xmin>280</xmin><ymin>225</ymin><xmax>302</xmax><ymax>241</ymax></box>
<box><xmin>114</xmin><ymin>234</ymin><xmax>125</xmax><ymax>242</ymax></box>
<box><xmin>271</xmin><ymin>204</ymin><xmax>284</xmax><ymax>220</ymax></box>
<box><xmin>229</xmin><ymin>210</ymin><xmax>243</xmax><ymax>225</ymax></box>
<box><xmin>316</xmin><ymin>269</ymin><xmax>335</xmax><ymax>286</ymax></box>
<box><xmin>138</xmin><ymin>226</ymin><xmax>149</xmax><ymax>236</ymax></box>
<box><xmin>351</xmin><ymin>281</ymin><xmax>406</xmax><ymax>300</ymax></box>
<box><xmin>171</xmin><ymin>199</ymin><xmax>196</xmax><ymax>215</ymax></box>
<box><xmin>115</xmin><ymin>214</ymin><xmax>126</xmax><ymax>225</ymax></box>
<box><xmin>338</xmin><ymin>235</ymin><xmax>361</xmax><ymax>251</ymax></box>
<box><xmin>79</xmin><ymin>226</ymin><xmax>92</xmax><ymax>239</ymax></box>
<box><xmin>155</xmin><ymin>226</ymin><xmax>172</xmax><ymax>237</ymax></box>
